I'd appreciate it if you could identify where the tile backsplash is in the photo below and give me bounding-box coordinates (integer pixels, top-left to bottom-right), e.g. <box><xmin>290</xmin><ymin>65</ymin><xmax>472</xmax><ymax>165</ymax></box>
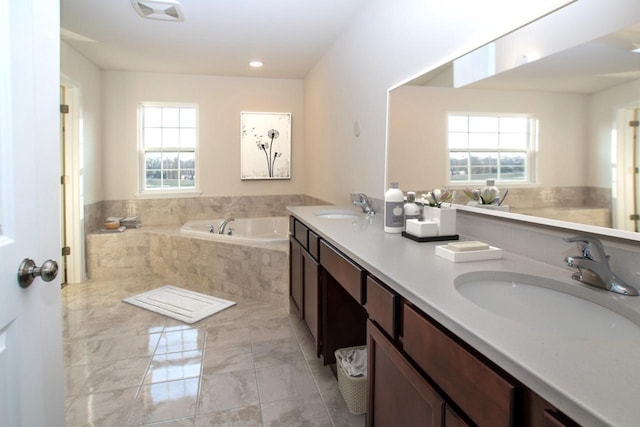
<box><xmin>85</xmin><ymin>194</ymin><xmax>328</xmax><ymax>233</ymax></box>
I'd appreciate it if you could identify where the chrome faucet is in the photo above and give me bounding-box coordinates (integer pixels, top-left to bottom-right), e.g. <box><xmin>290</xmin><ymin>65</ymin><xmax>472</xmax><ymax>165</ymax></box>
<box><xmin>352</xmin><ymin>193</ymin><xmax>375</xmax><ymax>215</ymax></box>
<box><xmin>563</xmin><ymin>235</ymin><xmax>639</xmax><ymax>296</ymax></box>
<box><xmin>218</xmin><ymin>217</ymin><xmax>235</xmax><ymax>234</ymax></box>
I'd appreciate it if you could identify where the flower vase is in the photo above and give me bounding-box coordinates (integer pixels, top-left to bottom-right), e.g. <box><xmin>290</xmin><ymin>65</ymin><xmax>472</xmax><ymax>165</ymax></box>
<box><xmin>432</xmin><ymin>207</ymin><xmax>457</xmax><ymax>236</ymax></box>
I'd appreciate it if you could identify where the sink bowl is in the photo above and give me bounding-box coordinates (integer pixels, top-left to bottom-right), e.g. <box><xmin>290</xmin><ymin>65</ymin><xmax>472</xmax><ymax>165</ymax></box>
<box><xmin>455</xmin><ymin>271</ymin><xmax>640</xmax><ymax>340</ymax></box>
<box><xmin>313</xmin><ymin>209</ymin><xmax>361</xmax><ymax>219</ymax></box>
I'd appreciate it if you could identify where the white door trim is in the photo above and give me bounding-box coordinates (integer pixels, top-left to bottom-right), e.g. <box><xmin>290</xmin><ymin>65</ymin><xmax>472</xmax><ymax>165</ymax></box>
<box><xmin>60</xmin><ymin>75</ymin><xmax>86</xmax><ymax>283</ymax></box>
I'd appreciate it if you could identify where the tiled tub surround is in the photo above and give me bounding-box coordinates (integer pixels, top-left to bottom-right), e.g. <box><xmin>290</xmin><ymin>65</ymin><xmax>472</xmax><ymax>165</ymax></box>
<box><xmin>85</xmin><ymin>194</ymin><xmax>327</xmax><ymax>308</ymax></box>
<box><xmin>87</xmin><ymin>227</ymin><xmax>289</xmax><ymax>309</ymax></box>
<box><xmin>419</xmin><ymin>186</ymin><xmax>612</xmax><ymax>228</ymax></box>
<box><xmin>85</xmin><ymin>194</ymin><xmax>328</xmax><ymax>234</ymax></box>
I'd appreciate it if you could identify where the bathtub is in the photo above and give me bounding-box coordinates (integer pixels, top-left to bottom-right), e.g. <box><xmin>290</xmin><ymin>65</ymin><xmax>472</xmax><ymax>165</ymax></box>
<box><xmin>180</xmin><ymin>216</ymin><xmax>289</xmax><ymax>244</ymax></box>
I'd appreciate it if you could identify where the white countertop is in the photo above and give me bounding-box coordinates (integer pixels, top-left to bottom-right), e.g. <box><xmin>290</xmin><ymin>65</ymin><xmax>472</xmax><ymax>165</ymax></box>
<box><xmin>288</xmin><ymin>205</ymin><xmax>640</xmax><ymax>427</ymax></box>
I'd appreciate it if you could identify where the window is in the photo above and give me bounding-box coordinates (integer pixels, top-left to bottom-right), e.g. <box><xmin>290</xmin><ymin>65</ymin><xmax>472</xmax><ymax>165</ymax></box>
<box><xmin>139</xmin><ymin>103</ymin><xmax>198</xmax><ymax>192</ymax></box>
<box><xmin>447</xmin><ymin>113</ymin><xmax>537</xmax><ymax>184</ymax></box>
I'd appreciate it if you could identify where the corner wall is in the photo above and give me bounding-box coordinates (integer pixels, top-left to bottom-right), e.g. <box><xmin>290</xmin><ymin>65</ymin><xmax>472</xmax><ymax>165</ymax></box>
<box><xmin>60</xmin><ymin>41</ymin><xmax>103</xmax><ymax>205</ymax></box>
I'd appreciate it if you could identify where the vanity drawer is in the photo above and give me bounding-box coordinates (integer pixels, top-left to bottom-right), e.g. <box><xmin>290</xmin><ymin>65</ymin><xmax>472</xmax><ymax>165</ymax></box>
<box><xmin>320</xmin><ymin>240</ymin><xmax>364</xmax><ymax>304</ymax></box>
<box><xmin>402</xmin><ymin>303</ymin><xmax>517</xmax><ymax>427</ymax></box>
<box><xmin>293</xmin><ymin>218</ymin><xmax>309</xmax><ymax>248</ymax></box>
<box><xmin>308</xmin><ymin>230</ymin><xmax>320</xmax><ymax>260</ymax></box>
<box><xmin>365</xmin><ymin>276</ymin><xmax>398</xmax><ymax>338</ymax></box>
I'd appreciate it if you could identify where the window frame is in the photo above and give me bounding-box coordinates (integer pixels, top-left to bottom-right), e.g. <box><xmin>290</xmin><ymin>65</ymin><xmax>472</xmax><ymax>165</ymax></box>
<box><xmin>137</xmin><ymin>102</ymin><xmax>200</xmax><ymax>196</ymax></box>
<box><xmin>446</xmin><ymin>112</ymin><xmax>538</xmax><ymax>186</ymax></box>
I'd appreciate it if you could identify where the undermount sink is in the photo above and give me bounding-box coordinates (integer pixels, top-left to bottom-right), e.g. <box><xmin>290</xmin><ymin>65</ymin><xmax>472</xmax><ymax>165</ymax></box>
<box><xmin>313</xmin><ymin>209</ymin><xmax>362</xmax><ymax>219</ymax></box>
<box><xmin>455</xmin><ymin>271</ymin><xmax>640</xmax><ymax>340</ymax></box>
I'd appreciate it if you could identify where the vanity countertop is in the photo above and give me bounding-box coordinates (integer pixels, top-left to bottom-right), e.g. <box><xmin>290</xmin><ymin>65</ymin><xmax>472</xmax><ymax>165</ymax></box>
<box><xmin>288</xmin><ymin>205</ymin><xmax>640</xmax><ymax>427</ymax></box>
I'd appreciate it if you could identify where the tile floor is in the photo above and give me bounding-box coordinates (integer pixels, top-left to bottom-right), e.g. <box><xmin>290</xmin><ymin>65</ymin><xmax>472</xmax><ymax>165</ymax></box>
<box><xmin>62</xmin><ymin>276</ymin><xmax>366</xmax><ymax>426</ymax></box>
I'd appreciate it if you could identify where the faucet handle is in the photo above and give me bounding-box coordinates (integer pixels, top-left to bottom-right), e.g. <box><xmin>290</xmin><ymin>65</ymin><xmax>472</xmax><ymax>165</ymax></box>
<box><xmin>563</xmin><ymin>235</ymin><xmax>608</xmax><ymax>261</ymax></box>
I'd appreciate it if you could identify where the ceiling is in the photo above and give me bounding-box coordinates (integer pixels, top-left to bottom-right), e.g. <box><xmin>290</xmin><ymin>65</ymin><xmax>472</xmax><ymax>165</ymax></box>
<box><xmin>467</xmin><ymin>21</ymin><xmax>640</xmax><ymax>93</ymax></box>
<box><xmin>61</xmin><ymin>0</ymin><xmax>371</xmax><ymax>79</ymax></box>
<box><xmin>410</xmin><ymin>21</ymin><xmax>640</xmax><ymax>94</ymax></box>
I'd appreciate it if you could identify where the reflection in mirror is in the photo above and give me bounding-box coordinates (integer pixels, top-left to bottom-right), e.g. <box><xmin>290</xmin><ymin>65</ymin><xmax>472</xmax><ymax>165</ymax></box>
<box><xmin>387</xmin><ymin>21</ymin><xmax>640</xmax><ymax>233</ymax></box>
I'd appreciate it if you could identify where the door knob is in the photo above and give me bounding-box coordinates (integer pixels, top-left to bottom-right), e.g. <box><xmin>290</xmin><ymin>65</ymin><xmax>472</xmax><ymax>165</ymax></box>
<box><xmin>17</xmin><ymin>258</ymin><xmax>58</xmax><ymax>288</ymax></box>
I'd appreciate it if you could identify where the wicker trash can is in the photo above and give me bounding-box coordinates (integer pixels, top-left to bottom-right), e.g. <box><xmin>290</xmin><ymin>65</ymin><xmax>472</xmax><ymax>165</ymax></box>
<box><xmin>335</xmin><ymin>346</ymin><xmax>367</xmax><ymax>414</ymax></box>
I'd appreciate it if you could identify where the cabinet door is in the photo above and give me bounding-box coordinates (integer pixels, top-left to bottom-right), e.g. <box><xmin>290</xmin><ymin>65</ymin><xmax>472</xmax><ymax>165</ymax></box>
<box><xmin>367</xmin><ymin>320</ymin><xmax>444</xmax><ymax>427</ymax></box>
<box><xmin>289</xmin><ymin>237</ymin><xmax>303</xmax><ymax>317</ymax></box>
<box><xmin>445</xmin><ymin>405</ymin><xmax>471</xmax><ymax>427</ymax></box>
<box><xmin>303</xmin><ymin>249</ymin><xmax>320</xmax><ymax>356</ymax></box>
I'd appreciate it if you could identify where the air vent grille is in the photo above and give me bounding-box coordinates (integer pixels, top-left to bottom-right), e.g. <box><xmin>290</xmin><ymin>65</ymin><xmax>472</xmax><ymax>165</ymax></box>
<box><xmin>131</xmin><ymin>0</ymin><xmax>184</xmax><ymax>21</ymax></box>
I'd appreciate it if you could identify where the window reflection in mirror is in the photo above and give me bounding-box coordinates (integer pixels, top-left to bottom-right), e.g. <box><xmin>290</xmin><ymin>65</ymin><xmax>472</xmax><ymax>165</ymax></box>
<box><xmin>387</xmin><ymin>21</ymin><xmax>640</xmax><ymax>233</ymax></box>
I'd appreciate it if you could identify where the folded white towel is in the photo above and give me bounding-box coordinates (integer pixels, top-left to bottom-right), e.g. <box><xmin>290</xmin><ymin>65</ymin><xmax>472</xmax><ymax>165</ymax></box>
<box><xmin>337</xmin><ymin>348</ymin><xmax>367</xmax><ymax>377</ymax></box>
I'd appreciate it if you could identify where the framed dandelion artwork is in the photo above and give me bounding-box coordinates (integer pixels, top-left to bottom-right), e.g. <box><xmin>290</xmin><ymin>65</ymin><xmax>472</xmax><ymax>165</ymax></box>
<box><xmin>240</xmin><ymin>112</ymin><xmax>291</xmax><ymax>180</ymax></box>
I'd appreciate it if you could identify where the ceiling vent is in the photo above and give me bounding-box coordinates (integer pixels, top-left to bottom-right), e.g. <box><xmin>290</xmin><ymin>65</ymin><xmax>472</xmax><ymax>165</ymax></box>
<box><xmin>131</xmin><ymin>0</ymin><xmax>184</xmax><ymax>22</ymax></box>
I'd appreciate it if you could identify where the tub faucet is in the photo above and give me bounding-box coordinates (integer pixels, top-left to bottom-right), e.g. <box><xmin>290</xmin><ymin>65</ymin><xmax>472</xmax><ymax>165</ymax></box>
<box><xmin>563</xmin><ymin>235</ymin><xmax>639</xmax><ymax>296</ymax></box>
<box><xmin>218</xmin><ymin>217</ymin><xmax>235</xmax><ymax>234</ymax></box>
<box><xmin>352</xmin><ymin>193</ymin><xmax>375</xmax><ymax>215</ymax></box>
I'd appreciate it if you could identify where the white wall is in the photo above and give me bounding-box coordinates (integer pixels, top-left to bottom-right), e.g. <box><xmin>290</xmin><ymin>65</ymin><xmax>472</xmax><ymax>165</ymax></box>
<box><xmin>101</xmin><ymin>71</ymin><xmax>304</xmax><ymax>200</ymax></box>
<box><xmin>304</xmin><ymin>0</ymin><xmax>640</xmax><ymax>205</ymax></box>
<box><xmin>387</xmin><ymin>85</ymin><xmax>588</xmax><ymax>191</ymax></box>
<box><xmin>589</xmin><ymin>79</ymin><xmax>640</xmax><ymax>188</ymax></box>
<box><xmin>60</xmin><ymin>42</ymin><xmax>103</xmax><ymax>205</ymax></box>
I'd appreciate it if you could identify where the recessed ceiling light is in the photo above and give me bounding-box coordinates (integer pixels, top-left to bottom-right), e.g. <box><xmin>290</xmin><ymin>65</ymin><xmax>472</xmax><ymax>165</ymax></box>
<box><xmin>249</xmin><ymin>61</ymin><xmax>264</xmax><ymax>68</ymax></box>
<box><xmin>131</xmin><ymin>0</ymin><xmax>184</xmax><ymax>21</ymax></box>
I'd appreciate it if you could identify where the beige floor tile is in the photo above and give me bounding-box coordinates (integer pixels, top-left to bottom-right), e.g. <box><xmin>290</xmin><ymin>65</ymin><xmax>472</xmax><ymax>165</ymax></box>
<box><xmin>197</xmin><ymin>369</ymin><xmax>260</xmax><ymax>414</ymax></box>
<box><xmin>252</xmin><ymin>336</ymin><xmax>304</xmax><ymax>369</ymax></box>
<box><xmin>65</xmin><ymin>387</ymin><xmax>137</xmax><ymax>426</ymax></box>
<box><xmin>205</xmin><ymin>323</ymin><xmax>252</xmax><ymax>351</ymax></box>
<box><xmin>83</xmin><ymin>356</ymin><xmax>151</xmax><ymax>393</ymax></box>
<box><xmin>144</xmin><ymin>349</ymin><xmax>203</xmax><ymax>384</ymax></box>
<box><xmin>63</xmin><ymin>277</ymin><xmax>359</xmax><ymax>426</ymax></box>
<box><xmin>261</xmin><ymin>395</ymin><xmax>332</xmax><ymax>427</ymax></box>
<box><xmin>193</xmin><ymin>405</ymin><xmax>263</xmax><ymax>427</ymax></box>
<box><xmin>201</xmin><ymin>345</ymin><xmax>254</xmax><ymax>375</ymax></box>
<box><xmin>156</xmin><ymin>327</ymin><xmax>207</xmax><ymax>354</ymax></box>
<box><xmin>128</xmin><ymin>378</ymin><xmax>200</xmax><ymax>426</ymax></box>
<box><xmin>255</xmin><ymin>360</ymin><xmax>319</xmax><ymax>403</ymax></box>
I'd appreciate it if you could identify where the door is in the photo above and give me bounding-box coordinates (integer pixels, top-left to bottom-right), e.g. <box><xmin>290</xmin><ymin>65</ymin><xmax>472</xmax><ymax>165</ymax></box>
<box><xmin>0</xmin><ymin>0</ymin><xmax>65</xmax><ymax>426</ymax></box>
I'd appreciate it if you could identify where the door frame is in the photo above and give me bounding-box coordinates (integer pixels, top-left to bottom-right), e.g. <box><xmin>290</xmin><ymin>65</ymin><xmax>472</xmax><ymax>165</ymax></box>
<box><xmin>60</xmin><ymin>76</ymin><xmax>86</xmax><ymax>283</ymax></box>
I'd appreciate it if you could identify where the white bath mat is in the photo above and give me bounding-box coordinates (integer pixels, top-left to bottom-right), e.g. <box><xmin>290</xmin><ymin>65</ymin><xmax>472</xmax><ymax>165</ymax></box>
<box><xmin>123</xmin><ymin>285</ymin><xmax>235</xmax><ymax>324</ymax></box>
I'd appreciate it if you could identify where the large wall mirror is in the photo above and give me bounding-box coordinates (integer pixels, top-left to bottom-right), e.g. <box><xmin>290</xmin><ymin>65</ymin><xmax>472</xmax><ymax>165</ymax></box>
<box><xmin>387</xmin><ymin>9</ymin><xmax>640</xmax><ymax>239</ymax></box>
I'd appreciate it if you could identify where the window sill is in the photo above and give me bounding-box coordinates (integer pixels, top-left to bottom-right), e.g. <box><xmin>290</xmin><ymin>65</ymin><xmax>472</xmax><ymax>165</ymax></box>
<box><xmin>448</xmin><ymin>182</ymin><xmax>539</xmax><ymax>189</ymax></box>
<box><xmin>136</xmin><ymin>190</ymin><xmax>202</xmax><ymax>199</ymax></box>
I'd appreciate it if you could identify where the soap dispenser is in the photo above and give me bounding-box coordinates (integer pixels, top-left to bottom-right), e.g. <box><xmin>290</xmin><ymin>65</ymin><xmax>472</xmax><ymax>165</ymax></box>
<box><xmin>403</xmin><ymin>192</ymin><xmax>421</xmax><ymax>226</ymax></box>
<box><xmin>384</xmin><ymin>182</ymin><xmax>404</xmax><ymax>233</ymax></box>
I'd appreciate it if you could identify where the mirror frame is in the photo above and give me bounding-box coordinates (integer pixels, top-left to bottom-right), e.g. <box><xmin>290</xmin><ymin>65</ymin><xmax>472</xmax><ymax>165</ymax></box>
<box><xmin>384</xmin><ymin>3</ymin><xmax>640</xmax><ymax>243</ymax></box>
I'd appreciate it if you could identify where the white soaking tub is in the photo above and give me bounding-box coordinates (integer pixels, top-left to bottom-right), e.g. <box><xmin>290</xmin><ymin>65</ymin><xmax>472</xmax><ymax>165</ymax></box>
<box><xmin>180</xmin><ymin>216</ymin><xmax>289</xmax><ymax>244</ymax></box>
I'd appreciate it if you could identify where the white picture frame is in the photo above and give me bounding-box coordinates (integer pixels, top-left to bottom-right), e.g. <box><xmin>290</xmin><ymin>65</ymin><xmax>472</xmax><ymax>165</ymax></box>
<box><xmin>240</xmin><ymin>112</ymin><xmax>291</xmax><ymax>180</ymax></box>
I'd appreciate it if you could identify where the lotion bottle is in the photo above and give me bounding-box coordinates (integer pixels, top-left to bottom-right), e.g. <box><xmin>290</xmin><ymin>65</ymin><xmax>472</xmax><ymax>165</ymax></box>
<box><xmin>384</xmin><ymin>182</ymin><xmax>405</xmax><ymax>233</ymax></box>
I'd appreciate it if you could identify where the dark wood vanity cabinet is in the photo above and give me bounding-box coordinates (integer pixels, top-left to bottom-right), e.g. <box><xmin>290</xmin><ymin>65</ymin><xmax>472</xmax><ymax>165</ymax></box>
<box><xmin>289</xmin><ymin>236</ymin><xmax>303</xmax><ymax>315</ymax></box>
<box><xmin>289</xmin><ymin>219</ymin><xmax>322</xmax><ymax>356</ymax></box>
<box><xmin>302</xmin><ymin>248</ymin><xmax>320</xmax><ymax>350</ymax></box>
<box><xmin>288</xmin><ymin>216</ymin><xmax>580</xmax><ymax>427</ymax></box>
